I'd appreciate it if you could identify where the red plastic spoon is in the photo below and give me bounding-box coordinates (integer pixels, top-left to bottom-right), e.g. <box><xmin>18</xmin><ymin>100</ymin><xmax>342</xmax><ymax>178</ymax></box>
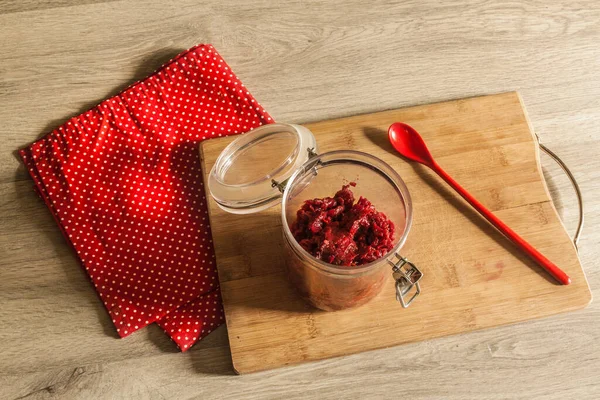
<box><xmin>388</xmin><ymin>122</ymin><xmax>571</xmax><ymax>285</ymax></box>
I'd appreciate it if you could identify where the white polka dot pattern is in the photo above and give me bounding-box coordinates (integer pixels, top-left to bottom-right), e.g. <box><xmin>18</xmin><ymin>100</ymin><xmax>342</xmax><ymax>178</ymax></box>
<box><xmin>19</xmin><ymin>44</ymin><xmax>272</xmax><ymax>351</ymax></box>
<box><xmin>157</xmin><ymin>290</ymin><xmax>224</xmax><ymax>351</ymax></box>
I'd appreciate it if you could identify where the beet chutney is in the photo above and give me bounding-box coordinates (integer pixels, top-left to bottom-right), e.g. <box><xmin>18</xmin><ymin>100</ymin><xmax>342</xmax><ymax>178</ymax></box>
<box><xmin>290</xmin><ymin>183</ymin><xmax>396</xmax><ymax>266</ymax></box>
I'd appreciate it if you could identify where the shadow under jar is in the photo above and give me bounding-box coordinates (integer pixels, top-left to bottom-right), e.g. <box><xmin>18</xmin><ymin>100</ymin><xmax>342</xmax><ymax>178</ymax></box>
<box><xmin>207</xmin><ymin>123</ymin><xmax>421</xmax><ymax>311</ymax></box>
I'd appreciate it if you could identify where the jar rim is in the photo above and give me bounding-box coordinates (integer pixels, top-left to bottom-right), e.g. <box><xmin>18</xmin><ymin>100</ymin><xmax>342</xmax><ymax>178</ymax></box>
<box><xmin>280</xmin><ymin>149</ymin><xmax>413</xmax><ymax>275</ymax></box>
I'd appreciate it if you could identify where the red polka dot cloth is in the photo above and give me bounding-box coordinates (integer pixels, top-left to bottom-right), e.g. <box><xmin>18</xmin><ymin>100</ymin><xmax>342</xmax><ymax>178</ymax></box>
<box><xmin>19</xmin><ymin>44</ymin><xmax>272</xmax><ymax>351</ymax></box>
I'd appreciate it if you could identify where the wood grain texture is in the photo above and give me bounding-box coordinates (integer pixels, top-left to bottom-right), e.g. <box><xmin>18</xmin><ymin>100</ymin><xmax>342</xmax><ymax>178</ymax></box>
<box><xmin>0</xmin><ymin>0</ymin><xmax>599</xmax><ymax>398</ymax></box>
<box><xmin>200</xmin><ymin>92</ymin><xmax>592</xmax><ymax>374</ymax></box>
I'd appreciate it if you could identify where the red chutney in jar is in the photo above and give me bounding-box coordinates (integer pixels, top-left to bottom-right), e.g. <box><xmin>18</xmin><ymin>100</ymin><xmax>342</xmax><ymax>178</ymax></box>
<box><xmin>284</xmin><ymin>184</ymin><xmax>396</xmax><ymax>311</ymax></box>
<box><xmin>290</xmin><ymin>184</ymin><xmax>395</xmax><ymax>267</ymax></box>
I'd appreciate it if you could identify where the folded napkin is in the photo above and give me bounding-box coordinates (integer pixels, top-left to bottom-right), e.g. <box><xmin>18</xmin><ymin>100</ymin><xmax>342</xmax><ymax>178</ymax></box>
<box><xmin>20</xmin><ymin>44</ymin><xmax>272</xmax><ymax>351</ymax></box>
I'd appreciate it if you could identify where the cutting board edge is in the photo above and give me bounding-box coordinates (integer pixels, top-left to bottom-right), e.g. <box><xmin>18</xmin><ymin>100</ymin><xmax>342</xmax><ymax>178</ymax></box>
<box><xmin>231</xmin><ymin>298</ymin><xmax>592</xmax><ymax>375</ymax></box>
<box><xmin>515</xmin><ymin>92</ymin><xmax>592</xmax><ymax>296</ymax></box>
<box><xmin>290</xmin><ymin>90</ymin><xmax>522</xmax><ymax>126</ymax></box>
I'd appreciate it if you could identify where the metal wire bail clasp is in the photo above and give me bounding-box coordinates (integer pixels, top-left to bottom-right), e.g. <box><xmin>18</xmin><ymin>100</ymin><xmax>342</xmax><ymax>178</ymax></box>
<box><xmin>388</xmin><ymin>254</ymin><xmax>423</xmax><ymax>308</ymax></box>
<box><xmin>271</xmin><ymin>147</ymin><xmax>319</xmax><ymax>193</ymax></box>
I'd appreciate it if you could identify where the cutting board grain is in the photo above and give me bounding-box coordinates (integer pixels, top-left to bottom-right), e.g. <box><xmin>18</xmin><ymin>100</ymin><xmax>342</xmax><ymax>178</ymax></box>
<box><xmin>200</xmin><ymin>92</ymin><xmax>591</xmax><ymax>374</ymax></box>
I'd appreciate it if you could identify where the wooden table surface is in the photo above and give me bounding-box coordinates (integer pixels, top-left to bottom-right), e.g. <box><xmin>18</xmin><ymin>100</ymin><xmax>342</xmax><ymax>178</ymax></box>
<box><xmin>1</xmin><ymin>1</ymin><xmax>598</xmax><ymax>399</ymax></box>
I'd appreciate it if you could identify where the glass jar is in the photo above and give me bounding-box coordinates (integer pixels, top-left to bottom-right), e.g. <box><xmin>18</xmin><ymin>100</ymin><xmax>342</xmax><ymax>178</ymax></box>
<box><xmin>208</xmin><ymin>123</ymin><xmax>421</xmax><ymax>311</ymax></box>
<box><xmin>281</xmin><ymin>151</ymin><xmax>413</xmax><ymax>310</ymax></box>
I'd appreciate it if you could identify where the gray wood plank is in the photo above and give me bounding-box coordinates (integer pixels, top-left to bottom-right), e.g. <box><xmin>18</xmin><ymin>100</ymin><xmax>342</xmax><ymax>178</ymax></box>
<box><xmin>1</xmin><ymin>0</ymin><xmax>599</xmax><ymax>398</ymax></box>
<box><xmin>0</xmin><ymin>0</ymin><xmax>121</xmax><ymax>16</ymax></box>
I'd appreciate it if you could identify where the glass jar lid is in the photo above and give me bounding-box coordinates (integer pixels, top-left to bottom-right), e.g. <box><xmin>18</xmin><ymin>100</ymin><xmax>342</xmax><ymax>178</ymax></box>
<box><xmin>208</xmin><ymin>123</ymin><xmax>318</xmax><ymax>214</ymax></box>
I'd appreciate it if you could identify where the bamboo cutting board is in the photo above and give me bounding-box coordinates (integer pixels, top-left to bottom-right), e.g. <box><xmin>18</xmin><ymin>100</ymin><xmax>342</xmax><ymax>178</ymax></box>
<box><xmin>199</xmin><ymin>92</ymin><xmax>591</xmax><ymax>374</ymax></box>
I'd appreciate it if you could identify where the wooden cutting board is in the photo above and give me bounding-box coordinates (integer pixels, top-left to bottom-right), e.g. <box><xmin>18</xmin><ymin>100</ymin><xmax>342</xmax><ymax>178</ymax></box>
<box><xmin>199</xmin><ymin>92</ymin><xmax>591</xmax><ymax>374</ymax></box>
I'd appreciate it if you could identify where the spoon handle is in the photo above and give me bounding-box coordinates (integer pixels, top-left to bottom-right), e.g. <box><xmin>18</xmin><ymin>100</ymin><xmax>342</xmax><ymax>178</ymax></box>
<box><xmin>431</xmin><ymin>162</ymin><xmax>571</xmax><ymax>285</ymax></box>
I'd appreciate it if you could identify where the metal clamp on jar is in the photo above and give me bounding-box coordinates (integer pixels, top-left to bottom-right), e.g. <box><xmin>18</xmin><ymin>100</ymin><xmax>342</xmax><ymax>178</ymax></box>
<box><xmin>207</xmin><ymin>123</ymin><xmax>421</xmax><ymax>311</ymax></box>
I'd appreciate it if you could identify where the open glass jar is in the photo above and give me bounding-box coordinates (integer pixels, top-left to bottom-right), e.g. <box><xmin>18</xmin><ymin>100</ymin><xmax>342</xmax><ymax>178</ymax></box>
<box><xmin>208</xmin><ymin>123</ymin><xmax>422</xmax><ymax>311</ymax></box>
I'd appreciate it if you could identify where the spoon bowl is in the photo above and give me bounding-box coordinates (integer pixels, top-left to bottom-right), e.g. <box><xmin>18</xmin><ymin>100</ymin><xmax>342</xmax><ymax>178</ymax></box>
<box><xmin>388</xmin><ymin>122</ymin><xmax>435</xmax><ymax>166</ymax></box>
